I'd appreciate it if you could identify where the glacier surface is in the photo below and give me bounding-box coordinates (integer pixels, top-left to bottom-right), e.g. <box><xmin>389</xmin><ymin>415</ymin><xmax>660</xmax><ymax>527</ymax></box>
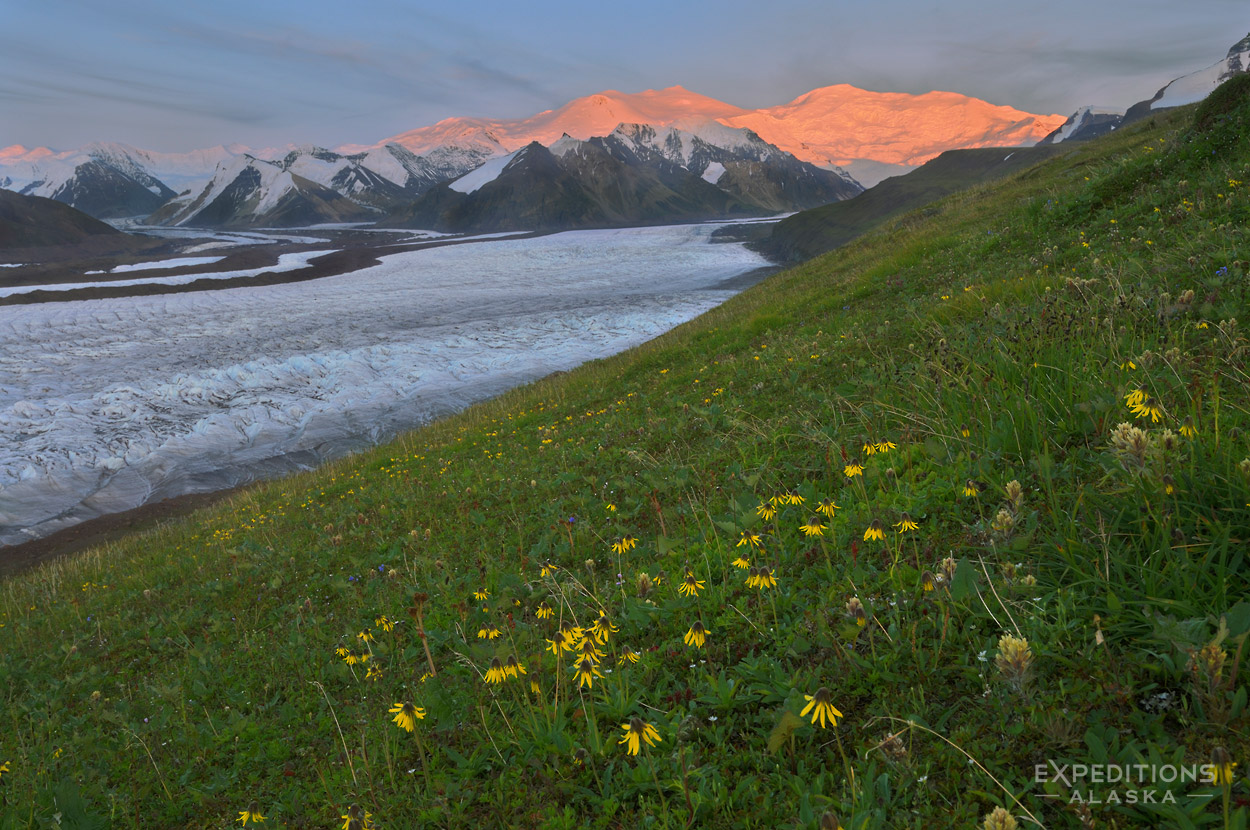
<box><xmin>0</xmin><ymin>223</ymin><xmax>768</xmax><ymax>546</ymax></box>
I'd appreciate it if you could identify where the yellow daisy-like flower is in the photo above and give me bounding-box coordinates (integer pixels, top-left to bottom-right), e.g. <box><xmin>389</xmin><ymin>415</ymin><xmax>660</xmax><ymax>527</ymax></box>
<box><xmin>477</xmin><ymin>623</ymin><xmax>501</xmax><ymax>640</ymax></box>
<box><xmin>536</xmin><ymin>601</ymin><xmax>554</xmax><ymax>620</ymax></box>
<box><xmin>756</xmin><ymin>565</ymin><xmax>777</xmax><ymax>589</ymax></box>
<box><xmin>960</xmin><ymin>424</ymin><xmax>971</xmax><ymax>438</ymax></box>
<box><xmin>618</xmin><ymin>646</ymin><xmax>640</xmax><ymax>665</ymax></box>
<box><xmin>678</xmin><ymin>571</ymin><xmax>705</xmax><ymax>597</ymax></box>
<box><xmin>389</xmin><ymin>702</ymin><xmax>425</xmax><ymax>733</ymax></box>
<box><xmin>577</xmin><ymin>636</ymin><xmax>605</xmax><ymax>660</ymax></box>
<box><xmin>343</xmin><ymin>651</ymin><xmax>362</xmax><ymax>666</ymax></box>
<box><xmin>862</xmin><ymin>441</ymin><xmax>877</xmax><ymax>456</ymax></box>
<box><xmin>574</xmin><ymin>656</ymin><xmax>603</xmax><ymax>689</ymax></box>
<box><xmin>799</xmin><ymin>516</ymin><xmax>826</xmax><ymax>537</ymax></box>
<box><xmin>786</xmin><ymin>493</ymin><xmax>805</xmax><ymax>505</ymax></box>
<box><xmin>546</xmin><ymin>632</ymin><xmax>569</xmax><ymax>656</ymax></box>
<box><xmin>731</xmin><ymin>554</ymin><xmax>751</xmax><ymax>569</ymax></box>
<box><xmin>1162</xmin><ymin>474</ymin><xmax>1176</xmax><ymax>496</ymax></box>
<box><xmin>684</xmin><ymin>620</ymin><xmax>709</xmax><ymax>648</ymax></box>
<box><xmin>844</xmin><ymin>460</ymin><xmax>864</xmax><ymax>478</ymax></box>
<box><xmin>816</xmin><ymin>499</ymin><xmax>840</xmax><ymax>518</ymax></box>
<box><xmin>365</xmin><ymin>664</ymin><xmax>383</xmax><ymax>682</ymax></box>
<box><xmin>374</xmin><ymin>615</ymin><xmax>393</xmax><ymax>632</ymax></box>
<box><xmin>484</xmin><ymin>657</ymin><xmax>508</xmax><ymax>685</ymax></box>
<box><xmin>473</xmin><ymin>589</ymin><xmax>490</xmax><ymax>601</ymax></box>
<box><xmin>1179</xmin><ymin>417</ymin><xmax>1197</xmax><ymax>438</ymax></box>
<box><xmin>618</xmin><ymin>717</ymin><xmax>662</xmax><ymax>755</ymax></box>
<box><xmin>962</xmin><ymin>480</ymin><xmax>980</xmax><ymax>498</ymax></box>
<box><xmin>238</xmin><ymin>802</ymin><xmax>265</xmax><ymax>825</ymax></box>
<box><xmin>611</xmin><ymin>535</ymin><xmax>638</xmax><ymax>554</ymax></box>
<box><xmin>357</xmin><ymin>630</ymin><xmax>374</xmax><ymax>644</ymax></box>
<box><xmin>921</xmin><ymin>571</ymin><xmax>936</xmax><ymax>592</ymax></box>
<box><xmin>505</xmin><ymin>654</ymin><xmax>527</xmax><ymax>677</ymax></box>
<box><xmin>756</xmin><ymin>501</ymin><xmax>778</xmax><ymax>520</ymax></box>
<box><xmin>894</xmin><ymin>513</ymin><xmax>919</xmax><ymax>533</ymax></box>
<box><xmin>340</xmin><ymin>804</ymin><xmax>373</xmax><ymax>830</ymax></box>
<box><xmin>875</xmin><ymin>441</ymin><xmax>897</xmax><ymax>454</ymax></box>
<box><xmin>736</xmin><ymin>531</ymin><xmax>763</xmax><ymax>549</ymax></box>
<box><xmin>1211</xmin><ymin>747</ymin><xmax>1237</xmax><ymax>786</ymax></box>
<box><xmin>591</xmin><ymin>611</ymin><xmax>619</xmax><ymax>644</ymax></box>
<box><xmin>335</xmin><ymin>646</ymin><xmax>350</xmax><ymax>659</ymax></box>
<box><xmin>0</xmin><ymin>761</ymin><xmax>8</xmax><ymax>778</ymax></box>
<box><xmin>799</xmin><ymin>687</ymin><xmax>843</xmax><ymax>729</ymax></box>
<box><xmin>863</xmin><ymin>520</ymin><xmax>885</xmax><ymax>541</ymax></box>
<box><xmin>559</xmin><ymin>621</ymin><xmax>583</xmax><ymax>646</ymax></box>
<box><xmin>540</xmin><ymin>561</ymin><xmax>559</xmax><ymax>577</ymax></box>
<box><xmin>1130</xmin><ymin>396</ymin><xmax>1165</xmax><ymax>423</ymax></box>
<box><xmin>1124</xmin><ymin>385</ymin><xmax>1149</xmax><ymax>408</ymax></box>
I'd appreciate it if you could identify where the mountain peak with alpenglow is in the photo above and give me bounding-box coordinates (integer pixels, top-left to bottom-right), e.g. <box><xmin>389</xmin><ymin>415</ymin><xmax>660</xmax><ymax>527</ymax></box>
<box><xmin>350</xmin><ymin>84</ymin><xmax>1064</xmax><ymax>181</ymax></box>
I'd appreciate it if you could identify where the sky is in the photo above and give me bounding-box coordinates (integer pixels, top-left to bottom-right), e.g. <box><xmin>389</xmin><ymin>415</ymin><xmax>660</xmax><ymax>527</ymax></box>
<box><xmin>1</xmin><ymin>0</ymin><xmax>1246</xmax><ymax>153</ymax></box>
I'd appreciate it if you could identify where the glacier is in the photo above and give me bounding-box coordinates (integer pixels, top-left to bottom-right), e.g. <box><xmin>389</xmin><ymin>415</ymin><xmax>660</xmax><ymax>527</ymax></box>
<box><xmin>0</xmin><ymin>222</ymin><xmax>769</xmax><ymax>547</ymax></box>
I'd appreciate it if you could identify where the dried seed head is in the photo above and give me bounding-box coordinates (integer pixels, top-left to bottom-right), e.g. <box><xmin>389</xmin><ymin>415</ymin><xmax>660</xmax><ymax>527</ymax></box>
<box><xmin>983</xmin><ymin>807</ymin><xmax>1018</xmax><ymax>830</ymax></box>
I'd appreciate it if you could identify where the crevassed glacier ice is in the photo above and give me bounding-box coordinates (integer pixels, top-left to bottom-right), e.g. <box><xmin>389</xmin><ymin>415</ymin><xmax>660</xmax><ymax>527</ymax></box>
<box><xmin>0</xmin><ymin>223</ymin><xmax>768</xmax><ymax>546</ymax></box>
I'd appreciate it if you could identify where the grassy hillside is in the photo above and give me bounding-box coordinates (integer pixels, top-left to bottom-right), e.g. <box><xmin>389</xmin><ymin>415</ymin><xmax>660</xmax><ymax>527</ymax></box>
<box><xmin>762</xmin><ymin>145</ymin><xmax>1071</xmax><ymax>263</ymax></box>
<box><xmin>0</xmin><ymin>190</ymin><xmax>121</xmax><ymax>250</ymax></box>
<box><xmin>2</xmin><ymin>78</ymin><xmax>1249</xmax><ymax>829</ymax></box>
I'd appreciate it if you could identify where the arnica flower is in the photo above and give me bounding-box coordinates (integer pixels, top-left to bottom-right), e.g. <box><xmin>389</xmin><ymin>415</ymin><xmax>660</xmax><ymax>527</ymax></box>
<box><xmin>1162</xmin><ymin>474</ymin><xmax>1176</xmax><ymax>495</ymax></box>
<box><xmin>1211</xmin><ymin>747</ymin><xmax>1236</xmax><ymax>787</ymax></box>
<box><xmin>591</xmin><ymin>611</ymin><xmax>619</xmax><ymax>644</ymax></box>
<box><xmin>577</xmin><ymin>636</ymin><xmax>605</xmax><ymax>661</ymax></box>
<box><xmin>365</xmin><ymin>665</ymin><xmax>383</xmax><ymax>682</ymax></box>
<box><xmin>484</xmin><ymin>657</ymin><xmax>508</xmax><ymax>685</ymax></box>
<box><xmin>343</xmin><ymin>651</ymin><xmax>364</xmax><ymax>666</ymax></box>
<box><xmin>536</xmin><ymin>601</ymin><xmax>554</xmax><ymax>620</ymax></box>
<box><xmin>786</xmin><ymin>493</ymin><xmax>805</xmax><ymax>506</ymax></box>
<box><xmin>389</xmin><ymin>702</ymin><xmax>425</xmax><ymax>733</ymax></box>
<box><xmin>618</xmin><ymin>646</ymin><xmax>640</xmax><ymax>665</ymax></box>
<box><xmin>731</xmin><ymin>553</ymin><xmax>751</xmax><ymax>570</ymax></box>
<box><xmin>340</xmin><ymin>804</ymin><xmax>373</xmax><ymax>830</ymax></box>
<box><xmin>546</xmin><ymin>631</ymin><xmax>569</xmax><ymax>656</ymax></box>
<box><xmin>1130</xmin><ymin>396</ymin><xmax>1165</xmax><ymax>423</ymax></box>
<box><xmin>238</xmin><ymin>801</ymin><xmax>266</xmax><ymax>825</ymax></box>
<box><xmin>962</xmin><ymin>480</ymin><xmax>980</xmax><ymax>498</ymax></box>
<box><xmin>745</xmin><ymin>566</ymin><xmax>761</xmax><ymax>589</ymax></box>
<box><xmin>540</xmin><ymin>561</ymin><xmax>559</xmax><ymax>577</ymax></box>
<box><xmin>477</xmin><ymin>623</ymin><xmax>501</xmax><ymax>640</ymax></box>
<box><xmin>505</xmin><ymin>654</ymin><xmax>526</xmax><ymax>677</ymax></box>
<box><xmin>862</xmin><ymin>441</ymin><xmax>877</xmax><ymax>456</ymax></box>
<box><xmin>1179</xmin><ymin>416</ymin><xmax>1197</xmax><ymax>438</ymax></box>
<box><xmin>473</xmin><ymin>589</ymin><xmax>490</xmax><ymax>601</ymax></box>
<box><xmin>678</xmin><ymin>570</ymin><xmax>706</xmax><ymax>597</ymax></box>
<box><xmin>960</xmin><ymin>424</ymin><xmax>971</xmax><ymax>438</ymax></box>
<box><xmin>894</xmin><ymin>513</ymin><xmax>919</xmax><ymax>533</ymax></box>
<box><xmin>611</xmin><ymin>535</ymin><xmax>638</xmax><ymax>554</ymax></box>
<box><xmin>846</xmin><ymin>597</ymin><xmax>866</xmax><ymax>627</ymax></box>
<box><xmin>983</xmin><ymin>806</ymin><xmax>1018</xmax><ymax>830</ymax></box>
<box><xmin>844</xmin><ymin>460</ymin><xmax>864</xmax><ymax>478</ymax></box>
<box><xmin>0</xmin><ymin>760</ymin><xmax>9</xmax><ymax>778</ymax></box>
<box><xmin>335</xmin><ymin>646</ymin><xmax>350</xmax><ymax>659</ymax></box>
<box><xmin>875</xmin><ymin>441</ymin><xmax>897</xmax><ymax>454</ymax></box>
<box><xmin>1124</xmin><ymin>385</ymin><xmax>1149</xmax><ymax>409</ymax></box>
<box><xmin>375</xmin><ymin>615</ymin><xmax>394</xmax><ymax>632</ymax></box>
<box><xmin>863</xmin><ymin>520</ymin><xmax>885</xmax><ymax>542</ymax></box>
<box><xmin>684</xmin><ymin>620</ymin><xmax>709</xmax><ymax>648</ymax></box>
<box><xmin>737</xmin><ymin>531</ymin><xmax>763</xmax><ymax>549</ymax></box>
<box><xmin>574</xmin><ymin>656</ymin><xmax>603</xmax><ymax>689</ymax></box>
<box><xmin>758</xmin><ymin>565</ymin><xmax>778</xmax><ymax>589</ymax></box>
<box><xmin>559</xmin><ymin>621</ymin><xmax>584</xmax><ymax>647</ymax></box>
<box><xmin>816</xmin><ymin>499</ymin><xmax>840</xmax><ymax>518</ymax></box>
<box><xmin>800</xmin><ymin>687</ymin><xmax>843</xmax><ymax>728</ymax></box>
<box><xmin>799</xmin><ymin>516</ymin><xmax>826</xmax><ymax>537</ymax></box>
<box><xmin>357</xmin><ymin>630</ymin><xmax>374</xmax><ymax>644</ymax></box>
<box><xmin>921</xmin><ymin>571</ymin><xmax>936</xmax><ymax>592</ymax></box>
<box><xmin>618</xmin><ymin>717</ymin><xmax>662</xmax><ymax>755</ymax></box>
<box><xmin>756</xmin><ymin>501</ymin><xmax>778</xmax><ymax>520</ymax></box>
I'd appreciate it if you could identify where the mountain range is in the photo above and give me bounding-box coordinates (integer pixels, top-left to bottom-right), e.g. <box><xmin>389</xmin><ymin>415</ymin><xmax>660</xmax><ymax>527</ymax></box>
<box><xmin>3</xmin><ymin>36</ymin><xmax>1245</xmax><ymax>235</ymax></box>
<box><xmin>0</xmin><ymin>83</ymin><xmax>1066</xmax><ymax>231</ymax></box>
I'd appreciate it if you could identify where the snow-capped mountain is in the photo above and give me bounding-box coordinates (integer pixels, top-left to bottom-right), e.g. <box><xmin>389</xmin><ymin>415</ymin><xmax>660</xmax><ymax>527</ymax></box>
<box><xmin>1044</xmin><ymin>33</ymin><xmax>1249</xmax><ymax>145</ymax></box>
<box><xmin>356</xmin><ymin>85</ymin><xmax>1065</xmax><ymax>188</ymax></box>
<box><xmin>147</xmin><ymin>142</ymin><xmax>489</xmax><ymax>228</ymax></box>
<box><xmin>389</xmin><ymin>121</ymin><xmax>862</xmax><ymax>233</ymax></box>
<box><xmin>146</xmin><ymin>153</ymin><xmax>382</xmax><ymax>228</ymax></box>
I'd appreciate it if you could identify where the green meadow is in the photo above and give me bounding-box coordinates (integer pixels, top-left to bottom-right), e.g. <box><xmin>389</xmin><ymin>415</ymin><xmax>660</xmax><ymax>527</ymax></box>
<box><xmin>3</xmin><ymin>78</ymin><xmax>1249</xmax><ymax>829</ymax></box>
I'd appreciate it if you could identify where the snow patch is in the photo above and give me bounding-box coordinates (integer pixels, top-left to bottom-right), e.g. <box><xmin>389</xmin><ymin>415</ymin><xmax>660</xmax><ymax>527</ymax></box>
<box><xmin>1153</xmin><ymin>51</ymin><xmax>1250</xmax><ymax>110</ymax></box>
<box><xmin>84</xmin><ymin>256</ymin><xmax>226</xmax><ymax>275</ymax></box>
<box><xmin>701</xmin><ymin>161</ymin><xmax>727</xmax><ymax>184</ymax></box>
<box><xmin>449</xmin><ymin>150</ymin><xmax>522</xmax><ymax>194</ymax></box>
